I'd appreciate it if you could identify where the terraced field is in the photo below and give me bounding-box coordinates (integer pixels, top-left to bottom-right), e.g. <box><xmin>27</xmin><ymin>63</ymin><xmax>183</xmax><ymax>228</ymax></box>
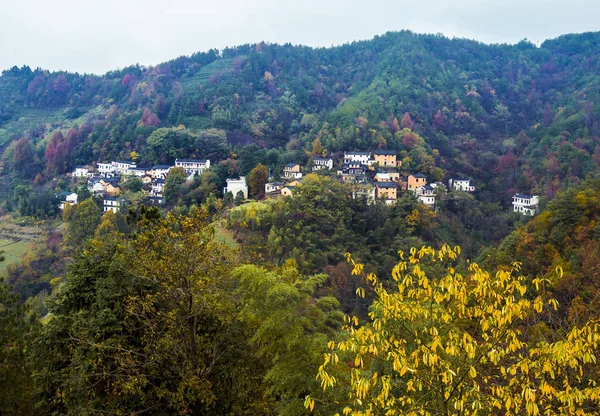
<box><xmin>179</xmin><ymin>58</ymin><xmax>235</xmax><ymax>93</ymax></box>
<box><xmin>0</xmin><ymin>222</ymin><xmax>45</xmax><ymax>273</ymax></box>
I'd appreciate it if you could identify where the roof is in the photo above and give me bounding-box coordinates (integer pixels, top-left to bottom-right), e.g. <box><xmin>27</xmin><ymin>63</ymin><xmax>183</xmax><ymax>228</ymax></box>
<box><xmin>344</xmin><ymin>151</ymin><xmax>370</xmax><ymax>156</ymax></box>
<box><xmin>76</xmin><ymin>165</ymin><xmax>87</xmax><ymax>169</ymax></box>
<box><xmin>152</xmin><ymin>165</ymin><xmax>171</xmax><ymax>169</ymax></box>
<box><xmin>175</xmin><ymin>158</ymin><xmax>209</xmax><ymax>163</ymax></box>
<box><xmin>88</xmin><ymin>177</ymin><xmax>101</xmax><ymax>183</ymax></box>
<box><xmin>56</xmin><ymin>191</ymin><xmax>75</xmax><ymax>197</ymax></box>
<box><xmin>283</xmin><ymin>186</ymin><xmax>296</xmax><ymax>190</ymax></box>
<box><xmin>410</xmin><ymin>173</ymin><xmax>427</xmax><ymax>178</ymax></box>
<box><xmin>117</xmin><ymin>160</ymin><xmax>135</xmax><ymax>164</ymax></box>
<box><xmin>423</xmin><ymin>185</ymin><xmax>435</xmax><ymax>191</ymax></box>
<box><xmin>374</xmin><ymin>149</ymin><xmax>397</xmax><ymax>155</ymax></box>
<box><xmin>153</xmin><ymin>179</ymin><xmax>165</xmax><ymax>184</ymax></box>
<box><xmin>267</xmin><ymin>181</ymin><xmax>283</xmax><ymax>186</ymax></box>
<box><xmin>452</xmin><ymin>178</ymin><xmax>470</xmax><ymax>182</ymax></box>
<box><xmin>313</xmin><ymin>157</ymin><xmax>332</xmax><ymax>162</ymax></box>
<box><xmin>130</xmin><ymin>167</ymin><xmax>147</xmax><ymax>171</ymax></box>
<box><xmin>284</xmin><ymin>163</ymin><xmax>299</xmax><ymax>167</ymax></box>
<box><xmin>514</xmin><ymin>193</ymin><xmax>534</xmax><ymax>199</ymax></box>
<box><xmin>104</xmin><ymin>196</ymin><xmax>120</xmax><ymax>201</ymax></box>
<box><xmin>376</xmin><ymin>181</ymin><xmax>398</xmax><ymax>188</ymax></box>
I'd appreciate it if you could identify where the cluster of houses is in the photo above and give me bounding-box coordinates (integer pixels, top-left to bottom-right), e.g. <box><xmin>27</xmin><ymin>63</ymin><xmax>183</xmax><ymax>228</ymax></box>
<box><xmin>263</xmin><ymin>150</ymin><xmax>540</xmax><ymax>215</ymax></box>
<box><xmin>69</xmin><ymin>158</ymin><xmax>211</xmax><ymax>213</ymax></box>
<box><xmin>262</xmin><ymin>151</ymin><xmax>477</xmax><ymax>209</ymax></box>
<box><xmin>60</xmin><ymin>150</ymin><xmax>540</xmax><ymax>217</ymax></box>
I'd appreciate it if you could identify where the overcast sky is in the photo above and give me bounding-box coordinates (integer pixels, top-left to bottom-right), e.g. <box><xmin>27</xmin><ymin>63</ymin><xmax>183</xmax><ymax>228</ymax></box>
<box><xmin>0</xmin><ymin>0</ymin><xmax>598</xmax><ymax>75</ymax></box>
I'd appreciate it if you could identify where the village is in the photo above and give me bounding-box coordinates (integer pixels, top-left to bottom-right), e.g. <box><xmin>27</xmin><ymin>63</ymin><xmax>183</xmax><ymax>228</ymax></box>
<box><xmin>58</xmin><ymin>150</ymin><xmax>540</xmax><ymax>216</ymax></box>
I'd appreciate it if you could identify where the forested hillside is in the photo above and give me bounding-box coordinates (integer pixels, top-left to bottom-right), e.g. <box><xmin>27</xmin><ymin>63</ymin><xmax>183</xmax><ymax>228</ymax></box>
<box><xmin>2</xmin><ymin>30</ymin><xmax>600</xmax><ymax>202</ymax></box>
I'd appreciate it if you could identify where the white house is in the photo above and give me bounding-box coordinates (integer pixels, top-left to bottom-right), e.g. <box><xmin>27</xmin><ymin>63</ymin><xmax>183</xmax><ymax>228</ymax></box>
<box><xmin>152</xmin><ymin>179</ymin><xmax>165</xmax><ymax>196</ymax></box>
<box><xmin>265</xmin><ymin>181</ymin><xmax>283</xmax><ymax>195</ymax></box>
<box><xmin>103</xmin><ymin>196</ymin><xmax>123</xmax><ymax>213</ymax></box>
<box><xmin>175</xmin><ymin>159</ymin><xmax>210</xmax><ymax>176</ymax></box>
<box><xmin>97</xmin><ymin>162</ymin><xmax>117</xmax><ymax>177</ymax></box>
<box><xmin>416</xmin><ymin>185</ymin><xmax>436</xmax><ymax>208</ymax></box>
<box><xmin>151</xmin><ymin>165</ymin><xmax>171</xmax><ymax>179</ymax></box>
<box><xmin>312</xmin><ymin>157</ymin><xmax>333</xmax><ymax>171</ymax></box>
<box><xmin>87</xmin><ymin>177</ymin><xmax>104</xmax><ymax>193</ymax></box>
<box><xmin>513</xmin><ymin>193</ymin><xmax>539</xmax><ymax>216</ymax></box>
<box><xmin>56</xmin><ymin>191</ymin><xmax>78</xmax><ymax>210</ymax></box>
<box><xmin>129</xmin><ymin>167</ymin><xmax>148</xmax><ymax>177</ymax></box>
<box><xmin>352</xmin><ymin>183</ymin><xmax>376</xmax><ymax>204</ymax></box>
<box><xmin>72</xmin><ymin>166</ymin><xmax>93</xmax><ymax>178</ymax></box>
<box><xmin>449</xmin><ymin>178</ymin><xmax>475</xmax><ymax>192</ymax></box>
<box><xmin>344</xmin><ymin>151</ymin><xmax>373</xmax><ymax>165</ymax></box>
<box><xmin>116</xmin><ymin>161</ymin><xmax>137</xmax><ymax>175</ymax></box>
<box><xmin>224</xmin><ymin>177</ymin><xmax>248</xmax><ymax>199</ymax></box>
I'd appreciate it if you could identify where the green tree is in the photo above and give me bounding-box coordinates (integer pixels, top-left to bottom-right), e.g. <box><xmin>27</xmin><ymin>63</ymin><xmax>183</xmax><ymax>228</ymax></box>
<box><xmin>122</xmin><ymin>175</ymin><xmax>143</xmax><ymax>193</ymax></box>
<box><xmin>249</xmin><ymin>163</ymin><xmax>268</xmax><ymax>199</ymax></box>
<box><xmin>0</xmin><ymin>252</ymin><xmax>37</xmax><ymax>415</ymax></box>
<box><xmin>64</xmin><ymin>197</ymin><xmax>101</xmax><ymax>248</ymax></box>
<box><xmin>31</xmin><ymin>210</ymin><xmax>269</xmax><ymax>415</ymax></box>
<box><xmin>164</xmin><ymin>166</ymin><xmax>188</xmax><ymax>204</ymax></box>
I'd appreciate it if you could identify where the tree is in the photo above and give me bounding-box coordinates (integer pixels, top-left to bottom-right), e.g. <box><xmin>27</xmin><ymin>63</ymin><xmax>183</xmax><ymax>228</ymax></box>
<box><xmin>235</xmin><ymin>190</ymin><xmax>245</xmax><ymax>206</ymax></box>
<box><xmin>122</xmin><ymin>175</ymin><xmax>143</xmax><ymax>193</ymax></box>
<box><xmin>248</xmin><ymin>163</ymin><xmax>268</xmax><ymax>200</ymax></box>
<box><xmin>64</xmin><ymin>197</ymin><xmax>101</xmax><ymax>248</ymax></box>
<box><xmin>12</xmin><ymin>137</ymin><xmax>35</xmax><ymax>178</ymax></box>
<box><xmin>0</xmin><ymin>269</ymin><xmax>37</xmax><ymax>415</ymax></box>
<box><xmin>401</xmin><ymin>112</ymin><xmax>413</xmax><ymax>129</ymax></box>
<box><xmin>31</xmin><ymin>210</ymin><xmax>268</xmax><ymax>414</ymax></box>
<box><xmin>164</xmin><ymin>166</ymin><xmax>188</xmax><ymax>204</ymax></box>
<box><xmin>311</xmin><ymin>245</ymin><xmax>600</xmax><ymax>415</ymax></box>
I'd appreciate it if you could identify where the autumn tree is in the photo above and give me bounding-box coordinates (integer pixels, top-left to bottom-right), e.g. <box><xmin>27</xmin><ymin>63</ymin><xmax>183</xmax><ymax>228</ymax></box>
<box><xmin>12</xmin><ymin>137</ymin><xmax>36</xmax><ymax>178</ymax></box>
<box><xmin>249</xmin><ymin>163</ymin><xmax>268</xmax><ymax>199</ymax></box>
<box><xmin>310</xmin><ymin>245</ymin><xmax>600</xmax><ymax>415</ymax></box>
<box><xmin>401</xmin><ymin>112</ymin><xmax>414</xmax><ymax>129</ymax></box>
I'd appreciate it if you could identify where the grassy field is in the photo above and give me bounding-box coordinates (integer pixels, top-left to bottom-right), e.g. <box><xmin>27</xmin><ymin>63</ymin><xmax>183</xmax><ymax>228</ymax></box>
<box><xmin>214</xmin><ymin>223</ymin><xmax>239</xmax><ymax>249</ymax></box>
<box><xmin>0</xmin><ymin>239</ymin><xmax>32</xmax><ymax>274</ymax></box>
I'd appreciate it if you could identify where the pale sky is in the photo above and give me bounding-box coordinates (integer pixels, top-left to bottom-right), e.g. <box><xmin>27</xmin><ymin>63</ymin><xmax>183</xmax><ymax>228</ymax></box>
<box><xmin>0</xmin><ymin>0</ymin><xmax>598</xmax><ymax>75</ymax></box>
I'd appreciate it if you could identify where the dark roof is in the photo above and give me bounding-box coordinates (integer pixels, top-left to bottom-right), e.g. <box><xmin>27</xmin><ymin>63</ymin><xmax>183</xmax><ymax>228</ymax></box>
<box><xmin>345</xmin><ymin>151</ymin><xmax>370</xmax><ymax>155</ymax></box>
<box><xmin>104</xmin><ymin>196</ymin><xmax>119</xmax><ymax>201</ymax></box>
<box><xmin>376</xmin><ymin>181</ymin><xmax>398</xmax><ymax>188</ymax></box>
<box><xmin>374</xmin><ymin>149</ymin><xmax>396</xmax><ymax>155</ymax></box>
<box><xmin>103</xmin><ymin>177</ymin><xmax>120</xmax><ymax>184</ymax></box>
<box><xmin>423</xmin><ymin>185</ymin><xmax>435</xmax><ymax>191</ymax></box>
<box><xmin>313</xmin><ymin>157</ymin><xmax>332</xmax><ymax>162</ymax></box>
<box><xmin>152</xmin><ymin>165</ymin><xmax>171</xmax><ymax>169</ymax></box>
<box><xmin>117</xmin><ymin>160</ymin><xmax>135</xmax><ymax>164</ymax></box>
<box><xmin>76</xmin><ymin>165</ymin><xmax>87</xmax><ymax>169</ymax></box>
<box><xmin>153</xmin><ymin>179</ymin><xmax>165</xmax><ymax>184</ymax></box>
<box><xmin>284</xmin><ymin>163</ymin><xmax>299</xmax><ymax>167</ymax></box>
<box><xmin>55</xmin><ymin>191</ymin><xmax>74</xmax><ymax>197</ymax></box>
<box><xmin>410</xmin><ymin>173</ymin><xmax>427</xmax><ymax>178</ymax></box>
<box><xmin>176</xmin><ymin>158</ymin><xmax>209</xmax><ymax>163</ymax></box>
<box><xmin>452</xmin><ymin>178</ymin><xmax>470</xmax><ymax>182</ymax></box>
<box><xmin>88</xmin><ymin>177</ymin><xmax>101</xmax><ymax>183</ymax></box>
<box><xmin>130</xmin><ymin>167</ymin><xmax>148</xmax><ymax>171</ymax></box>
<box><xmin>514</xmin><ymin>193</ymin><xmax>533</xmax><ymax>199</ymax></box>
<box><xmin>267</xmin><ymin>181</ymin><xmax>283</xmax><ymax>186</ymax></box>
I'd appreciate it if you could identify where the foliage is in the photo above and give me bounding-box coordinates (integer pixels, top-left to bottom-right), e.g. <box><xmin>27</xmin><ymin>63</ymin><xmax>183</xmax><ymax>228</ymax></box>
<box><xmin>248</xmin><ymin>163</ymin><xmax>268</xmax><ymax>199</ymax></box>
<box><xmin>312</xmin><ymin>245</ymin><xmax>600</xmax><ymax>415</ymax></box>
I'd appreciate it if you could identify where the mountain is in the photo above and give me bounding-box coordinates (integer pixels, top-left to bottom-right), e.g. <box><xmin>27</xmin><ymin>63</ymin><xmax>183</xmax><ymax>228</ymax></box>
<box><xmin>1</xmin><ymin>30</ymin><xmax>600</xmax><ymax>205</ymax></box>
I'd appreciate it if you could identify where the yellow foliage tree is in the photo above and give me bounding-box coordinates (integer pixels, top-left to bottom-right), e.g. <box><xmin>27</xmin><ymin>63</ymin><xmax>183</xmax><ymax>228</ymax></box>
<box><xmin>308</xmin><ymin>245</ymin><xmax>600</xmax><ymax>415</ymax></box>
